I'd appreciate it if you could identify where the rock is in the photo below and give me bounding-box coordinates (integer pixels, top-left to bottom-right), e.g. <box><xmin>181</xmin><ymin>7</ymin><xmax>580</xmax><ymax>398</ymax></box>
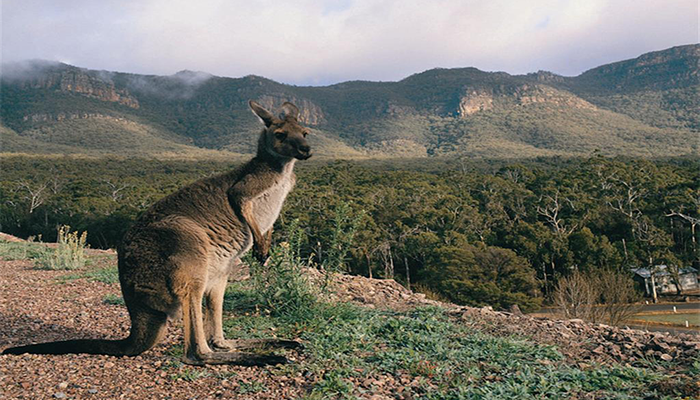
<box><xmin>53</xmin><ymin>393</ymin><xmax>67</xmax><ymax>399</ymax></box>
<box><xmin>654</xmin><ymin>341</ymin><xmax>671</xmax><ymax>351</ymax></box>
<box><xmin>660</xmin><ymin>354</ymin><xmax>673</xmax><ymax>362</ymax></box>
<box><xmin>508</xmin><ymin>304</ymin><xmax>523</xmax><ymax>316</ymax></box>
<box><xmin>58</xmin><ymin>382</ymin><xmax>68</xmax><ymax>389</ymax></box>
<box><xmin>88</xmin><ymin>389</ymin><xmax>98</xmax><ymax>394</ymax></box>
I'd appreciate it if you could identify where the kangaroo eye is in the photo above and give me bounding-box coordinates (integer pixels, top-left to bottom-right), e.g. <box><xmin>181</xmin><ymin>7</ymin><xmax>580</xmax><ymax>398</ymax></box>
<box><xmin>303</xmin><ymin>131</ymin><xmax>309</xmax><ymax>137</ymax></box>
<box><xmin>275</xmin><ymin>131</ymin><xmax>287</xmax><ymax>140</ymax></box>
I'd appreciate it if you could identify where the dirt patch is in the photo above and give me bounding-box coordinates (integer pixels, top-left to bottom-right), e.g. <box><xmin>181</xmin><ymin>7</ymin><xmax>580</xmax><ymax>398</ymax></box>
<box><xmin>0</xmin><ymin>259</ymin><xmax>309</xmax><ymax>400</ymax></box>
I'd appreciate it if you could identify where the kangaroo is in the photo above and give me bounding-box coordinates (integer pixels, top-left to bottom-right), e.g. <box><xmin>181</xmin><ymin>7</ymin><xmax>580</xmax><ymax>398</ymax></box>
<box><xmin>2</xmin><ymin>101</ymin><xmax>311</xmax><ymax>366</ymax></box>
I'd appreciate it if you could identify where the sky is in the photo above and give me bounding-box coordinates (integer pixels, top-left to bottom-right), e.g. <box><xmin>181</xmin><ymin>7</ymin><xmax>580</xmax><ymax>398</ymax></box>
<box><xmin>1</xmin><ymin>0</ymin><xmax>698</xmax><ymax>86</ymax></box>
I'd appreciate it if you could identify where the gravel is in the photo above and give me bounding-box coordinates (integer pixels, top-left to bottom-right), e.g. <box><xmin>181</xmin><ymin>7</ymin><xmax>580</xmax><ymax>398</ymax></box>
<box><xmin>2</xmin><ymin>248</ymin><xmax>699</xmax><ymax>399</ymax></box>
<box><xmin>0</xmin><ymin>258</ymin><xmax>306</xmax><ymax>399</ymax></box>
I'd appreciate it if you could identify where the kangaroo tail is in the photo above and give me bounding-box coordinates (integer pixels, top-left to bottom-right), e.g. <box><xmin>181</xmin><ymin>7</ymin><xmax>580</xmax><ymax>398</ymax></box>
<box><xmin>2</xmin><ymin>338</ymin><xmax>131</xmax><ymax>355</ymax></box>
<box><xmin>2</xmin><ymin>308</ymin><xmax>168</xmax><ymax>357</ymax></box>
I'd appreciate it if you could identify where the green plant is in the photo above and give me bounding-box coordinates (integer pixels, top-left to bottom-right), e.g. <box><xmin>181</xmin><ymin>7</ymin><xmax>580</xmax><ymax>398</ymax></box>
<box><xmin>59</xmin><ymin>265</ymin><xmax>119</xmax><ymax>284</ymax></box>
<box><xmin>170</xmin><ymin>368</ymin><xmax>210</xmax><ymax>382</ymax></box>
<box><xmin>689</xmin><ymin>360</ymin><xmax>700</xmax><ymax>377</ymax></box>
<box><xmin>244</xmin><ymin>221</ymin><xmax>318</xmax><ymax>320</ymax></box>
<box><xmin>36</xmin><ymin>225</ymin><xmax>88</xmax><ymax>270</ymax></box>
<box><xmin>0</xmin><ymin>240</ymin><xmax>48</xmax><ymax>261</ymax></box>
<box><xmin>222</xmin><ymin>298</ymin><xmax>664</xmax><ymax>399</ymax></box>
<box><xmin>323</xmin><ymin>202</ymin><xmax>363</xmax><ymax>274</ymax></box>
<box><xmin>309</xmin><ymin>370</ymin><xmax>355</xmax><ymax>399</ymax></box>
<box><xmin>237</xmin><ymin>380</ymin><xmax>267</xmax><ymax>394</ymax></box>
<box><xmin>103</xmin><ymin>294</ymin><xmax>124</xmax><ymax>305</ymax></box>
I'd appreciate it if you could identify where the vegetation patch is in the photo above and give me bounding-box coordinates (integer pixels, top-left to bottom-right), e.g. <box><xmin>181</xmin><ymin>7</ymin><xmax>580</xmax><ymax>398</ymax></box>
<box><xmin>0</xmin><ymin>240</ymin><xmax>48</xmax><ymax>261</ymax></box>
<box><xmin>221</xmin><ymin>240</ymin><xmax>672</xmax><ymax>399</ymax></box>
<box><xmin>59</xmin><ymin>264</ymin><xmax>119</xmax><ymax>285</ymax></box>
<box><xmin>4</xmin><ymin>156</ymin><xmax>698</xmax><ymax>312</ymax></box>
<box><xmin>35</xmin><ymin>225</ymin><xmax>88</xmax><ymax>270</ymax></box>
<box><xmin>224</xmin><ymin>294</ymin><xmax>667</xmax><ymax>399</ymax></box>
<box><xmin>102</xmin><ymin>293</ymin><xmax>125</xmax><ymax>306</ymax></box>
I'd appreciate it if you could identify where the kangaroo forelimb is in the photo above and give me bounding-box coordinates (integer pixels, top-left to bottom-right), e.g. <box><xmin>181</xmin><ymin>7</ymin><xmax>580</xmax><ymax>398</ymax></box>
<box><xmin>239</xmin><ymin>201</ymin><xmax>268</xmax><ymax>263</ymax></box>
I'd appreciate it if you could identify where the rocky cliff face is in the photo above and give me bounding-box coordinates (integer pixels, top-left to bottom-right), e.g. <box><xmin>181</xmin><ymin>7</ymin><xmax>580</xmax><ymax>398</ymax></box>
<box><xmin>457</xmin><ymin>84</ymin><xmax>595</xmax><ymax>117</ymax></box>
<box><xmin>19</xmin><ymin>68</ymin><xmax>139</xmax><ymax>108</ymax></box>
<box><xmin>21</xmin><ymin>112</ymin><xmax>128</xmax><ymax>123</ymax></box>
<box><xmin>512</xmin><ymin>84</ymin><xmax>596</xmax><ymax>109</ymax></box>
<box><xmin>458</xmin><ymin>89</ymin><xmax>494</xmax><ymax>116</ymax></box>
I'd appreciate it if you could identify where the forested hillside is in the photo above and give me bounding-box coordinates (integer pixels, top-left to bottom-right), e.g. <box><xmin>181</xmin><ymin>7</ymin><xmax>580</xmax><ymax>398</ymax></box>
<box><xmin>2</xmin><ymin>156</ymin><xmax>697</xmax><ymax>311</ymax></box>
<box><xmin>2</xmin><ymin>45</ymin><xmax>697</xmax><ymax>158</ymax></box>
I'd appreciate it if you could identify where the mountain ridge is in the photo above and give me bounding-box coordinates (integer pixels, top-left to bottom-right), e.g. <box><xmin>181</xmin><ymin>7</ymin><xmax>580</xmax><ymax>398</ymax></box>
<box><xmin>1</xmin><ymin>44</ymin><xmax>697</xmax><ymax>158</ymax></box>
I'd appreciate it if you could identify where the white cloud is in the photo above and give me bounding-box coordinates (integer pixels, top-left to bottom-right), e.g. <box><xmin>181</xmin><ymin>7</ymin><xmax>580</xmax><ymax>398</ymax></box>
<box><xmin>1</xmin><ymin>0</ymin><xmax>697</xmax><ymax>85</ymax></box>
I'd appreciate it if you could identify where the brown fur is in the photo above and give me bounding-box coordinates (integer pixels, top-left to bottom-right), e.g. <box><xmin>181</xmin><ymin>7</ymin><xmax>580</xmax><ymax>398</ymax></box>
<box><xmin>2</xmin><ymin>101</ymin><xmax>311</xmax><ymax>366</ymax></box>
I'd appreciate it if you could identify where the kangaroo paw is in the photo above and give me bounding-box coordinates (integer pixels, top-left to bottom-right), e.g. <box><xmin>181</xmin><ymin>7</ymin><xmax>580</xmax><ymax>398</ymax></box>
<box><xmin>204</xmin><ymin>352</ymin><xmax>289</xmax><ymax>366</ymax></box>
<box><xmin>229</xmin><ymin>338</ymin><xmax>302</xmax><ymax>350</ymax></box>
<box><xmin>211</xmin><ymin>338</ymin><xmax>302</xmax><ymax>352</ymax></box>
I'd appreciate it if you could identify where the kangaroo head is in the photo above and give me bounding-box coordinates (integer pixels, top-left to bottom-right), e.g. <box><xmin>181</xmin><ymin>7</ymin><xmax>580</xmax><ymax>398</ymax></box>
<box><xmin>249</xmin><ymin>100</ymin><xmax>312</xmax><ymax>160</ymax></box>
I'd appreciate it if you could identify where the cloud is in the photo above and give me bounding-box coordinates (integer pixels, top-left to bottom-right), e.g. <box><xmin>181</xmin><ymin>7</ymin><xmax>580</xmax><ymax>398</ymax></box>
<box><xmin>1</xmin><ymin>0</ymin><xmax>697</xmax><ymax>85</ymax></box>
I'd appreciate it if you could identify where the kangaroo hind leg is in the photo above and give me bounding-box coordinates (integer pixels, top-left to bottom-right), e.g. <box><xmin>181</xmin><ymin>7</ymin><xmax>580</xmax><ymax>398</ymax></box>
<box><xmin>121</xmin><ymin>303</ymin><xmax>169</xmax><ymax>356</ymax></box>
<box><xmin>203</xmin><ymin>270</ymin><xmax>301</xmax><ymax>353</ymax></box>
<box><xmin>182</xmin><ymin>281</ymin><xmax>288</xmax><ymax>366</ymax></box>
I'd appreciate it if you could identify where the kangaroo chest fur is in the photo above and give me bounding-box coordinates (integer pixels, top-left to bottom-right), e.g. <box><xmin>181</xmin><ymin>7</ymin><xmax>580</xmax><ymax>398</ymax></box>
<box><xmin>252</xmin><ymin>170</ymin><xmax>295</xmax><ymax>234</ymax></box>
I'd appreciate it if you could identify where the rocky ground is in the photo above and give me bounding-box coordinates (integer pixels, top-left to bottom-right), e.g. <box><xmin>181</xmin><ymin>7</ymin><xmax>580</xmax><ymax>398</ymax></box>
<box><xmin>316</xmin><ymin>268</ymin><xmax>700</xmax><ymax>370</ymax></box>
<box><xmin>0</xmin><ymin>240</ymin><xmax>699</xmax><ymax>399</ymax></box>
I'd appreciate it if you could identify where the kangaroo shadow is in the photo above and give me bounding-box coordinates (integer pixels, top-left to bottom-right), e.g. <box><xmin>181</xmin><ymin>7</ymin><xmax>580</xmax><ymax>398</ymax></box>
<box><xmin>0</xmin><ymin>312</ymin><xmax>121</xmax><ymax>349</ymax></box>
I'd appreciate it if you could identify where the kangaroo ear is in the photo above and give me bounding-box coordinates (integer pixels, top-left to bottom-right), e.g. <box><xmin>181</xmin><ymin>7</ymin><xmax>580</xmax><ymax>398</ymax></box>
<box><xmin>249</xmin><ymin>100</ymin><xmax>275</xmax><ymax>127</ymax></box>
<box><xmin>279</xmin><ymin>102</ymin><xmax>300</xmax><ymax>120</ymax></box>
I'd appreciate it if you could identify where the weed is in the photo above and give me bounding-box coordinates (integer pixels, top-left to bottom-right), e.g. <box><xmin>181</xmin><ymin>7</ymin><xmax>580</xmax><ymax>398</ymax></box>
<box><xmin>36</xmin><ymin>225</ymin><xmax>88</xmax><ymax>270</ymax></box>
<box><xmin>244</xmin><ymin>220</ymin><xmax>318</xmax><ymax>320</ymax></box>
<box><xmin>84</xmin><ymin>265</ymin><xmax>119</xmax><ymax>284</ymax></box>
<box><xmin>170</xmin><ymin>368</ymin><xmax>210</xmax><ymax>382</ymax></box>
<box><xmin>223</xmin><ymin>299</ymin><xmax>662</xmax><ymax>399</ymax></box>
<box><xmin>0</xmin><ymin>240</ymin><xmax>49</xmax><ymax>261</ymax></box>
<box><xmin>689</xmin><ymin>360</ymin><xmax>700</xmax><ymax>377</ymax></box>
<box><xmin>213</xmin><ymin>370</ymin><xmax>238</xmax><ymax>380</ymax></box>
<box><xmin>167</xmin><ymin>344</ymin><xmax>184</xmax><ymax>360</ymax></box>
<box><xmin>237</xmin><ymin>380</ymin><xmax>267</xmax><ymax>394</ymax></box>
<box><xmin>309</xmin><ymin>369</ymin><xmax>355</xmax><ymax>399</ymax></box>
<box><xmin>59</xmin><ymin>265</ymin><xmax>119</xmax><ymax>284</ymax></box>
<box><xmin>322</xmin><ymin>202</ymin><xmax>363</xmax><ymax>274</ymax></box>
<box><xmin>103</xmin><ymin>294</ymin><xmax>125</xmax><ymax>306</ymax></box>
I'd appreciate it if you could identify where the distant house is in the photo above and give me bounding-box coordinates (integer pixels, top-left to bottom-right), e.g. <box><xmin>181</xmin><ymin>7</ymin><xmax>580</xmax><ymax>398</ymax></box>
<box><xmin>632</xmin><ymin>265</ymin><xmax>699</xmax><ymax>295</ymax></box>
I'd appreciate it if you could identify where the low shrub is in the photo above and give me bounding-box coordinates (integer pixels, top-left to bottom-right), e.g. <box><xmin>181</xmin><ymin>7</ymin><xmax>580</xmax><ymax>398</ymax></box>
<box><xmin>36</xmin><ymin>225</ymin><xmax>88</xmax><ymax>270</ymax></box>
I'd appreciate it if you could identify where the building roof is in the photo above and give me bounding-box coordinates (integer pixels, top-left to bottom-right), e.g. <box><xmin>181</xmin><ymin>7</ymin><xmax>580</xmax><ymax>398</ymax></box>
<box><xmin>632</xmin><ymin>265</ymin><xmax>698</xmax><ymax>279</ymax></box>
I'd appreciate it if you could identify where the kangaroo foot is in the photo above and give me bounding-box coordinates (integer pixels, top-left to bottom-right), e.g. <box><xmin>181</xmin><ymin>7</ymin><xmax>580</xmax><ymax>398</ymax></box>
<box><xmin>182</xmin><ymin>351</ymin><xmax>288</xmax><ymax>366</ymax></box>
<box><xmin>211</xmin><ymin>338</ymin><xmax>302</xmax><ymax>351</ymax></box>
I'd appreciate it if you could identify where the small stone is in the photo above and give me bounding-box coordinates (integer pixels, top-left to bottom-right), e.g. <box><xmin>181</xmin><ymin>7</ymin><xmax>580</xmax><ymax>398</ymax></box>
<box><xmin>53</xmin><ymin>393</ymin><xmax>67</xmax><ymax>399</ymax></box>
<box><xmin>88</xmin><ymin>389</ymin><xmax>98</xmax><ymax>394</ymax></box>
<box><xmin>660</xmin><ymin>354</ymin><xmax>673</xmax><ymax>362</ymax></box>
<box><xmin>58</xmin><ymin>382</ymin><xmax>68</xmax><ymax>389</ymax></box>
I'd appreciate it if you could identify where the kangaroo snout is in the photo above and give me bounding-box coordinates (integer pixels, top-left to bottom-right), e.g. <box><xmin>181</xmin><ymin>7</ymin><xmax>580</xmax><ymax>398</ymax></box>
<box><xmin>297</xmin><ymin>144</ymin><xmax>312</xmax><ymax>159</ymax></box>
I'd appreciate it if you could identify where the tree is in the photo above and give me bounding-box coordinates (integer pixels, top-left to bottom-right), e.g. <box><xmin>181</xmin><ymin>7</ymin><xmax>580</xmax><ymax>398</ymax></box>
<box><xmin>423</xmin><ymin>233</ymin><xmax>541</xmax><ymax>312</ymax></box>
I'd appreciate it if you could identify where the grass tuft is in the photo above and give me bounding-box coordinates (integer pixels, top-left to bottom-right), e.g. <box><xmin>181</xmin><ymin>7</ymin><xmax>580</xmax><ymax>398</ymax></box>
<box><xmin>103</xmin><ymin>293</ymin><xmax>125</xmax><ymax>306</ymax></box>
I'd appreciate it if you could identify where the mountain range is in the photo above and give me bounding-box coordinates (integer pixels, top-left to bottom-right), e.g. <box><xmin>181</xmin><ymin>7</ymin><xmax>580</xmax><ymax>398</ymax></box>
<box><xmin>1</xmin><ymin>44</ymin><xmax>698</xmax><ymax>159</ymax></box>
